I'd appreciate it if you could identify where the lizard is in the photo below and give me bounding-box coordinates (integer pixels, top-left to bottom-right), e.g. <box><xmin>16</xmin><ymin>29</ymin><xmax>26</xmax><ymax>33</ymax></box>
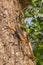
<box><xmin>7</xmin><ymin>24</ymin><xmax>35</xmax><ymax>61</ymax></box>
<box><xmin>7</xmin><ymin>24</ymin><xmax>26</xmax><ymax>42</ymax></box>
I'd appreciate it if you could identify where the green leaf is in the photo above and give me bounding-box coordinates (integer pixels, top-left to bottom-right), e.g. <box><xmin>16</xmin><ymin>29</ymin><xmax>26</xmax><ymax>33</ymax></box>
<box><xmin>20</xmin><ymin>24</ymin><xmax>26</xmax><ymax>29</ymax></box>
<box><xmin>26</xmin><ymin>28</ymin><xmax>31</xmax><ymax>33</ymax></box>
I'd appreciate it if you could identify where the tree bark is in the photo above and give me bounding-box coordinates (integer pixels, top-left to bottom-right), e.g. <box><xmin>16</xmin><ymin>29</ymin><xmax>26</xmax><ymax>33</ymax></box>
<box><xmin>0</xmin><ymin>0</ymin><xmax>36</xmax><ymax>65</ymax></box>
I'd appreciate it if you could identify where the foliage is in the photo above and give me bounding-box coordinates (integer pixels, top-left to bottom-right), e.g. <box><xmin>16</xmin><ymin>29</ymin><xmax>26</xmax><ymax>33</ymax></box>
<box><xmin>21</xmin><ymin>0</ymin><xmax>43</xmax><ymax>65</ymax></box>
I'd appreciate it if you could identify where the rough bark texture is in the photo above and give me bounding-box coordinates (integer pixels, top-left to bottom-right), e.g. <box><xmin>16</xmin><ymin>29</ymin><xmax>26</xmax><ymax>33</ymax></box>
<box><xmin>0</xmin><ymin>0</ymin><xmax>36</xmax><ymax>65</ymax></box>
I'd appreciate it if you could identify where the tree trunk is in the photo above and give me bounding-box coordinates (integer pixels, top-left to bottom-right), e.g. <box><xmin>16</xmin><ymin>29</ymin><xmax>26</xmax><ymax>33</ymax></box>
<box><xmin>0</xmin><ymin>0</ymin><xmax>36</xmax><ymax>65</ymax></box>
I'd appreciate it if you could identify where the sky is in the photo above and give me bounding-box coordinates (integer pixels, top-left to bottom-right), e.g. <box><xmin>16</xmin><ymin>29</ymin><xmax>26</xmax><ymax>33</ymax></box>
<box><xmin>25</xmin><ymin>17</ymin><xmax>33</xmax><ymax>26</ymax></box>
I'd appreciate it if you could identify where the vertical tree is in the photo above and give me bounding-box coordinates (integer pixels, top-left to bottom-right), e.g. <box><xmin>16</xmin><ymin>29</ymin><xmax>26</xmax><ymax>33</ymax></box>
<box><xmin>0</xmin><ymin>0</ymin><xmax>36</xmax><ymax>65</ymax></box>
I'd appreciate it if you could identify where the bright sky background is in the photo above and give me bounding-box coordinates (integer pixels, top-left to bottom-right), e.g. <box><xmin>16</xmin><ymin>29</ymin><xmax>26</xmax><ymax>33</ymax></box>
<box><xmin>25</xmin><ymin>17</ymin><xmax>33</xmax><ymax>26</ymax></box>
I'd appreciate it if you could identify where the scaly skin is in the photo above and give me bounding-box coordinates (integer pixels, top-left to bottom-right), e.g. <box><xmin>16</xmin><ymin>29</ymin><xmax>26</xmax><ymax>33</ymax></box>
<box><xmin>8</xmin><ymin>25</ymin><xmax>26</xmax><ymax>42</ymax></box>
